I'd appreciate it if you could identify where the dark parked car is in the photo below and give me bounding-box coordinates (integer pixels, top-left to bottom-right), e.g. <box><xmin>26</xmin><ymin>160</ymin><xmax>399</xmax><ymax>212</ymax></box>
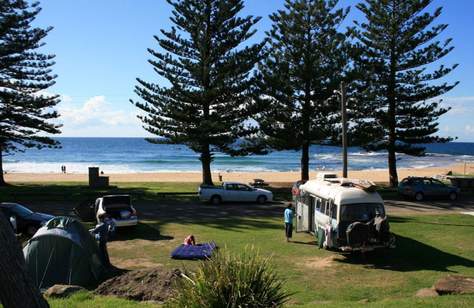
<box><xmin>0</xmin><ymin>202</ymin><xmax>55</xmax><ymax>235</ymax></box>
<box><xmin>398</xmin><ymin>177</ymin><xmax>460</xmax><ymax>201</ymax></box>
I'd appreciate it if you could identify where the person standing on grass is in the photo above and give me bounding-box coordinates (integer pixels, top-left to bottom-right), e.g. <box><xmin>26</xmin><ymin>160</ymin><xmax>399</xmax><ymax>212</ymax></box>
<box><xmin>284</xmin><ymin>203</ymin><xmax>294</xmax><ymax>242</ymax></box>
<box><xmin>90</xmin><ymin>214</ymin><xmax>115</xmax><ymax>267</ymax></box>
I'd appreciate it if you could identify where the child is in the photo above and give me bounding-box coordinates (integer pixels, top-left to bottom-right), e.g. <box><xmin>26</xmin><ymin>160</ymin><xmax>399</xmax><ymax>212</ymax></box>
<box><xmin>183</xmin><ymin>234</ymin><xmax>196</xmax><ymax>246</ymax></box>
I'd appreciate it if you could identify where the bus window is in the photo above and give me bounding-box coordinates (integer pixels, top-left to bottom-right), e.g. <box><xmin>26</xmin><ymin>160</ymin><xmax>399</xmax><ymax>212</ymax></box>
<box><xmin>330</xmin><ymin>203</ymin><xmax>337</xmax><ymax>219</ymax></box>
<box><xmin>315</xmin><ymin>198</ymin><xmax>321</xmax><ymax>211</ymax></box>
<box><xmin>340</xmin><ymin>203</ymin><xmax>385</xmax><ymax>222</ymax></box>
<box><xmin>321</xmin><ymin>200</ymin><xmax>327</xmax><ymax>214</ymax></box>
<box><xmin>325</xmin><ymin>201</ymin><xmax>331</xmax><ymax>216</ymax></box>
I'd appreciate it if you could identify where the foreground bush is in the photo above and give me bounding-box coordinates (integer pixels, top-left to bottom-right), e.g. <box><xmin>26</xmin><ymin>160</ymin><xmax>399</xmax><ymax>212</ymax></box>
<box><xmin>168</xmin><ymin>248</ymin><xmax>290</xmax><ymax>308</ymax></box>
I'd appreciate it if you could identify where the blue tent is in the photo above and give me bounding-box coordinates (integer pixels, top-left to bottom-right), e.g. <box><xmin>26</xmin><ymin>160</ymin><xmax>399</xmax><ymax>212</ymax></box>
<box><xmin>23</xmin><ymin>217</ymin><xmax>105</xmax><ymax>289</ymax></box>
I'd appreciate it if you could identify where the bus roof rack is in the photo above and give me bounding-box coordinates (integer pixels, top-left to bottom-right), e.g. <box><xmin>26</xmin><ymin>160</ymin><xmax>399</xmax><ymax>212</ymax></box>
<box><xmin>340</xmin><ymin>178</ymin><xmax>378</xmax><ymax>192</ymax></box>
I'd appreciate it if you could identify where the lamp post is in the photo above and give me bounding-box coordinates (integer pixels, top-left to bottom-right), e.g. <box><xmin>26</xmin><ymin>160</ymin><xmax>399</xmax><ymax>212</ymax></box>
<box><xmin>334</xmin><ymin>82</ymin><xmax>348</xmax><ymax>178</ymax></box>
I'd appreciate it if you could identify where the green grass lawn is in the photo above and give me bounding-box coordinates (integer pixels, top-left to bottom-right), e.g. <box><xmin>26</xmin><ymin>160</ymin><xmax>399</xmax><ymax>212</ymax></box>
<box><xmin>54</xmin><ymin>216</ymin><xmax>474</xmax><ymax>307</ymax></box>
<box><xmin>0</xmin><ymin>182</ymin><xmax>201</xmax><ymax>203</ymax></box>
<box><xmin>2</xmin><ymin>182</ymin><xmax>474</xmax><ymax>307</ymax></box>
<box><xmin>49</xmin><ymin>213</ymin><xmax>474</xmax><ymax>307</ymax></box>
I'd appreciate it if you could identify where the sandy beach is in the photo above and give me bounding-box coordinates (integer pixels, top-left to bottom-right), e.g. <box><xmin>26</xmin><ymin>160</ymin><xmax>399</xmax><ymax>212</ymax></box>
<box><xmin>4</xmin><ymin>163</ymin><xmax>471</xmax><ymax>184</ymax></box>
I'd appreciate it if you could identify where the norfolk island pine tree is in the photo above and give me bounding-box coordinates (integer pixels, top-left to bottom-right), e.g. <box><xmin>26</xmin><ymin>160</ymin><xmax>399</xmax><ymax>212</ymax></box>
<box><xmin>131</xmin><ymin>0</ymin><xmax>266</xmax><ymax>185</ymax></box>
<box><xmin>255</xmin><ymin>0</ymin><xmax>350</xmax><ymax>182</ymax></box>
<box><xmin>349</xmin><ymin>0</ymin><xmax>458</xmax><ymax>187</ymax></box>
<box><xmin>0</xmin><ymin>0</ymin><xmax>61</xmax><ymax>186</ymax></box>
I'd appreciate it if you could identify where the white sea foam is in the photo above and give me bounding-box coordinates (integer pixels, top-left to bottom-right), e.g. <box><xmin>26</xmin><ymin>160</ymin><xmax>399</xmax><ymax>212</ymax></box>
<box><xmin>409</xmin><ymin>164</ymin><xmax>436</xmax><ymax>169</ymax></box>
<box><xmin>3</xmin><ymin>162</ymin><xmax>283</xmax><ymax>174</ymax></box>
<box><xmin>4</xmin><ymin>162</ymin><xmax>139</xmax><ymax>174</ymax></box>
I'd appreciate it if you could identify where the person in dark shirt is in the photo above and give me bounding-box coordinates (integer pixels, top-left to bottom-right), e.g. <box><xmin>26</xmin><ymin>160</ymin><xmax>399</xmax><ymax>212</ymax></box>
<box><xmin>90</xmin><ymin>214</ymin><xmax>115</xmax><ymax>267</ymax></box>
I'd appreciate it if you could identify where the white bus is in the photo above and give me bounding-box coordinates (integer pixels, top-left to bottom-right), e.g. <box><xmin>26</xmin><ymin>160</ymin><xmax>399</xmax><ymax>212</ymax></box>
<box><xmin>294</xmin><ymin>174</ymin><xmax>395</xmax><ymax>252</ymax></box>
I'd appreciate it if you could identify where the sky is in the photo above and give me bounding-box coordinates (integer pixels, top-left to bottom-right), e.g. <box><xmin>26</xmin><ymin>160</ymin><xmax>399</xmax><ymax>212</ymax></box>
<box><xmin>31</xmin><ymin>0</ymin><xmax>474</xmax><ymax>141</ymax></box>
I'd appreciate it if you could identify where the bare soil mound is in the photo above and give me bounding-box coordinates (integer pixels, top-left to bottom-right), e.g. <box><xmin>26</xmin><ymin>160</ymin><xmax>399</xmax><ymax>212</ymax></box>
<box><xmin>434</xmin><ymin>275</ymin><xmax>474</xmax><ymax>295</ymax></box>
<box><xmin>95</xmin><ymin>268</ymin><xmax>181</xmax><ymax>302</ymax></box>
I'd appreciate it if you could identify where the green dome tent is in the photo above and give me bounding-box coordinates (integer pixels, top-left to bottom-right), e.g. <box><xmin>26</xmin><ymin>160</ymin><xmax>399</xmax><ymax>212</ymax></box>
<box><xmin>23</xmin><ymin>216</ymin><xmax>105</xmax><ymax>289</ymax></box>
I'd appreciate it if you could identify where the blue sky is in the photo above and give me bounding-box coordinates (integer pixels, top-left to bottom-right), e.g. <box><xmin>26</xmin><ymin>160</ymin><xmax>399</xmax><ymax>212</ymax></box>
<box><xmin>33</xmin><ymin>0</ymin><xmax>474</xmax><ymax>141</ymax></box>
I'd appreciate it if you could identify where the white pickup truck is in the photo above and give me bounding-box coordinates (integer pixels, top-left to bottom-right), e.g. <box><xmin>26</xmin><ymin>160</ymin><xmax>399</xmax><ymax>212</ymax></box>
<box><xmin>198</xmin><ymin>182</ymin><xmax>273</xmax><ymax>205</ymax></box>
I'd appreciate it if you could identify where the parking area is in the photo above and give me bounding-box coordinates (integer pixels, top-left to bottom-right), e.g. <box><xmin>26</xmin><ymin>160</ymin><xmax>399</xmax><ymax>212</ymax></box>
<box><xmin>21</xmin><ymin>194</ymin><xmax>474</xmax><ymax>221</ymax></box>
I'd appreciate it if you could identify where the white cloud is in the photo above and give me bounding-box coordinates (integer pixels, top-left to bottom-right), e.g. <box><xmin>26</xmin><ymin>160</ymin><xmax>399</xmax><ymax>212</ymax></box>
<box><xmin>441</xmin><ymin>125</ymin><xmax>451</xmax><ymax>133</ymax></box>
<box><xmin>441</xmin><ymin>96</ymin><xmax>474</xmax><ymax>115</ymax></box>
<box><xmin>54</xmin><ymin>95</ymin><xmax>148</xmax><ymax>137</ymax></box>
<box><xmin>61</xmin><ymin>95</ymin><xmax>73</xmax><ymax>104</ymax></box>
<box><xmin>58</xmin><ymin>95</ymin><xmax>138</xmax><ymax>126</ymax></box>
<box><xmin>465</xmin><ymin>125</ymin><xmax>474</xmax><ymax>134</ymax></box>
<box><xmin>435</xmin><ymin>96</ymin><xmax>474</xmax><ymax>142</ymax></box>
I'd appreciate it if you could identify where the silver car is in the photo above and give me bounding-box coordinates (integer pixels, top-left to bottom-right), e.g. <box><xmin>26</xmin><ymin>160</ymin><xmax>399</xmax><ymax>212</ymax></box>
<box><xmin>95</xmin><ymin>195</ymin><xmax>138</xmax><ymax>227</ymax></box>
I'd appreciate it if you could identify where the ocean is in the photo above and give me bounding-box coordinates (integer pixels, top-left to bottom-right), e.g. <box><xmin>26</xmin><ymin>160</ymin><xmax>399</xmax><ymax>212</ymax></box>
<box><xmin>4</xmin><ymin>138</ymin><xmax>474</xmax><ymax>174</ymax></box>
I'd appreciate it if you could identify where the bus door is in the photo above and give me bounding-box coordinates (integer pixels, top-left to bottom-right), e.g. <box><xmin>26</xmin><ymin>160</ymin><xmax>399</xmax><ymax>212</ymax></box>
<box><xmin>296</xmin><ymin>194</ymin><xmax>310</xmax><ymax>232</ymax></box>
<box><xmin>314</xmin><ymin>197</ymin><xmax>326</xmax><ymax>231</ymax></box>
<box><xmin>328</xmin><ymin>200</ymin><xmax>338</xmax><ymax>229</ymax></box>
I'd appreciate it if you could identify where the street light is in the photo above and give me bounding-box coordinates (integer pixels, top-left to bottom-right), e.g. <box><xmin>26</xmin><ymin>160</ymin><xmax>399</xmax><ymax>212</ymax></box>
<box><xmin>334</xmin><ymin>82</ymin><xmax>348</xmax><ymax>178</ymax></box>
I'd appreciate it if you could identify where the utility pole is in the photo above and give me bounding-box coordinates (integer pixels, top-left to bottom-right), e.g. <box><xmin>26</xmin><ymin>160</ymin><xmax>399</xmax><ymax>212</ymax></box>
<box><xmin>340</xmin><ymin>82</ymin><xmax>348</xmax><ymax>178</ymax></box>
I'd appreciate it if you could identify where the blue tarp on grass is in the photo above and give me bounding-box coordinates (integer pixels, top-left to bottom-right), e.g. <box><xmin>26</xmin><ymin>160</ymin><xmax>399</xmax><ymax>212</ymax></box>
<box><xmin>171</xmin><ymin>242</ymin><xmax>217</xmax><ymax>260</ymax></box>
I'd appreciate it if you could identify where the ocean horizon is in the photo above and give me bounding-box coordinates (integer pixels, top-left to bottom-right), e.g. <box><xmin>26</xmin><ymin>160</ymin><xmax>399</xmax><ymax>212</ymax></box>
<box><xmin>4</xmin><ymin>137</ymin><xmax>474</xmax><ymax>174</ymax></box>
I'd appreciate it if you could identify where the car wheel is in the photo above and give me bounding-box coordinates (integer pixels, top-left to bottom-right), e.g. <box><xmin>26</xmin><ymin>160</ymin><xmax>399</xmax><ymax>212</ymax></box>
<box><xmin>415</xmin><ymin>192</ymin><xmax>424</xmax><ymax>201</ymax></box>
<box><xmin>449</xmin><ymin>192</ymin><xmax>458</xmax><ymax>201</ymax></box>
<box><xmin>210</xmin><ymin>195</ymin><xmax>222</xmax><ymax>205</ymax></box>
<box><xmin>257</xmin><ymin>195</ymin><xmax>267</xmax><ymax>204</ymax></box>
<box><xmin>27</xmin><ymin>225</ymin><xmax>38</xmax><ymax>236</ymax></box>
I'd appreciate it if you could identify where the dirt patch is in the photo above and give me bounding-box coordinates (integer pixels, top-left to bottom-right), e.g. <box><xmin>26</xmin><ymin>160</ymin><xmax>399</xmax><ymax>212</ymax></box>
<box><xmin>110</xmin><ymin>257</ymin><xmax>163</xmax><ymax>269</ymax></box>
<box><xmin>95</xmin><ymin>268</ymin><xmax>181</xmax><ymax>302</ymax></box>
<box><xmin>434</xmin><ymin>275</ymin><xmax>474</xmax><ymax>295</ymax></box>
<box><xmin>300</xmin><ymin>256</ymin><xmax>337</xmax><ymax>269</ymax></box>
<box><xmin>415</xmin><ymin>288</ymin><xmax>439</xmax><ymax>298</ymax></box>
<box><xmin>109</xmin><ymin>239</ymin><xmax>174</xmax><ymax>251</ymax></box>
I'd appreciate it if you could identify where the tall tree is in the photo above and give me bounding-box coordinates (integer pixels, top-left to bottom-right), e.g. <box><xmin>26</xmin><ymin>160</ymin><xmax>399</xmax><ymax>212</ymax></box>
<box><xmin>256</xmin><ymin>0</ymin><xmax>349</xmax><ymax>182</ymax></box>
<box><xmin>0</xmin><ymin>0</ymin><xmax>61</xmax><ymax>186</ymax></box>
<box><xmin>132</xmin><ymin>0</ymin><xmax>265</xmax><ymax>185</ymax></box>
<box><xmin>0</xmin><ymin>212</ymin><xmax>49</xmax><ymax>308</ymax></box>
<box><xmin>350</xmin><ymin>0</ymin><xmax>458</xmax><ymax>186</ymax></box>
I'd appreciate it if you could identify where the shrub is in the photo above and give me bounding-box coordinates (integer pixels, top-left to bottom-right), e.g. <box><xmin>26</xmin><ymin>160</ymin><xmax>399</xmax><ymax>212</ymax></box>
<box><xmin>168</xmin><ymin>248</ymin><xmax>291</xmax><ymax>308</ymax></box>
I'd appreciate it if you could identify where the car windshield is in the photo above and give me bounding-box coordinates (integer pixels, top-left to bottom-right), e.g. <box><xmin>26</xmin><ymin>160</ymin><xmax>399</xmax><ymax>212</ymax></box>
<box><xmin>340</xmin><ymin>203</ymin><xmax>385</xmax><ymax>222</ymax></box>
<box><xmin>11</xmin><ymin>204</ymin><xmax>34</xmax><ymax>218</ymax></box>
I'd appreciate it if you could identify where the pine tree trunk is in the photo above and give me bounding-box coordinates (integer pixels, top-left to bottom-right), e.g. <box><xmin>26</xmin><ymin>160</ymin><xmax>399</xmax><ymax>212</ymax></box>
<box><xmin>388</xmin><ymin>145</ymin><xmax>398</xmax><ymax>187</ymax></box>
<box><xmin>301</xmin><ymin>142</ymin><xmax>310</xmax><ymax>182</ymax></box>
<box><xmin>200</xmin><ymin>145</ymin><xmax>213</xmax><ymax>185</ymax></box>
<box><xmin>0</xmin><ymin>146</ymin><xmax>6</xmax><ymax>186</ymax></box>
<box><xmin>387</xmin><ymin>79</ymin><xmax>398</xmax><ymax>187</ymax></box>
<box><xmin>387</xmin><ymin>42</ymin><xmax>399</xmax><ymax>187</ymax></box>
<box><xmin>0</xmin><ymin>213</ymin><xmax>49</xmax><ymax>308</ymax></box>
